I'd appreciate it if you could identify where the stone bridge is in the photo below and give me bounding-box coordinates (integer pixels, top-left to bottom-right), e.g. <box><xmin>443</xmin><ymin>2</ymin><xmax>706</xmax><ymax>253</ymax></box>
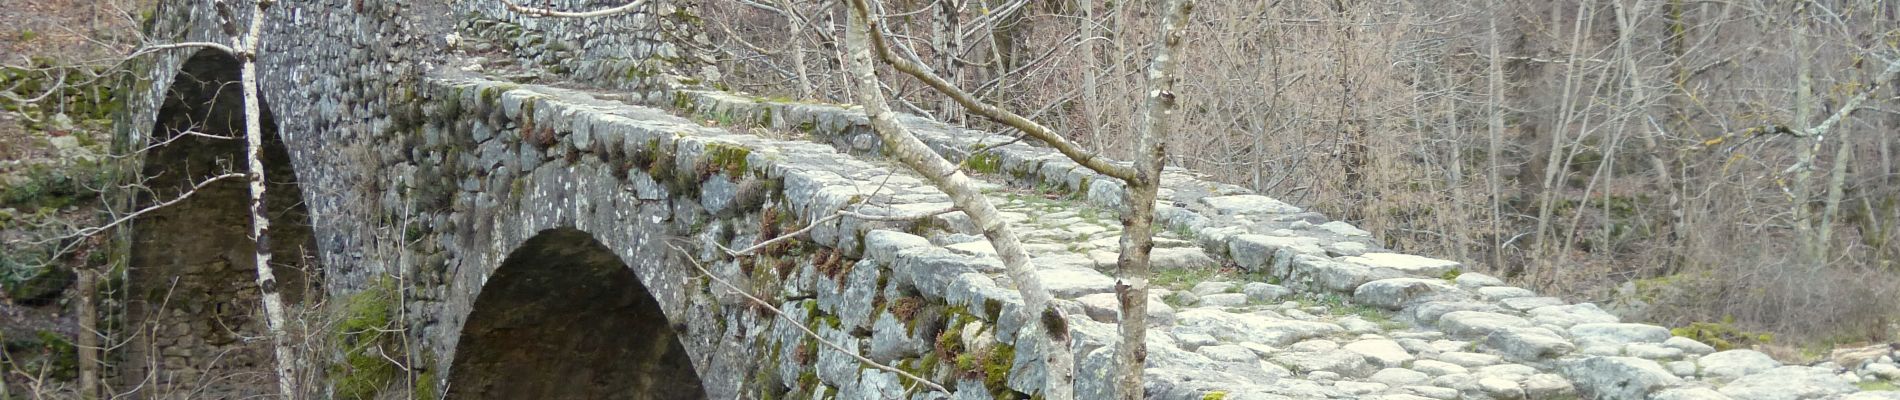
<box><xmin>106</xmin><ymin>0</ymin><xmax>1899</xmax><ymax>399</ymax></box>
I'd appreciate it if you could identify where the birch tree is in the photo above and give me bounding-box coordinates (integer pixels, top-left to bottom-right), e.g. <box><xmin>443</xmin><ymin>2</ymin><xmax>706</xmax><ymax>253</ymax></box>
<box><xmin>849</xmin><ymin>0</ymin><xmax>1193</xmax><ymax>397</ymax></box>
<box><xmin>841</xmin><ymin>2</ymin><xmax>1077</xmax><ymax>397</ymax></box>
<box><xmin>219</xmin><ymin>0</ymin><xmax>301</xmax><ymax>396</ymax></box>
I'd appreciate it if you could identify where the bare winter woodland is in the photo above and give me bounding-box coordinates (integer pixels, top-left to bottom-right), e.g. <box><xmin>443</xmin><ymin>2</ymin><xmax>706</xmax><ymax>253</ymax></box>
<box><xmin>703</xmin><ymin>0</ymin><xmax>1900</xmax><ymax>350</ymax></box>
<box><xmin>4</xmin><ymin>0</ymin><xmax>1900</xmax><ymax>397</ymax></box>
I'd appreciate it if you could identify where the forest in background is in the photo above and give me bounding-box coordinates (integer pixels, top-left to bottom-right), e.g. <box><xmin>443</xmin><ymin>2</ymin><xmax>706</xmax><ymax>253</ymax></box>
<box><xmin>703</xmin><ymin>0</ymin><xmax>1900</xmax><ymax>352</ymax></box>
<box><xmin>2</xmin><ymin>0</ymin><xmax>1897</xmax><ymax>376</ymax></box>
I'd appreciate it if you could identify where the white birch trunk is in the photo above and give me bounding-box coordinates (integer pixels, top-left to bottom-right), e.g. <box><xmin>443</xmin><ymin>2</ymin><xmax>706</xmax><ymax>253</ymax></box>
<box><xmin>842</xmin><ymin>2</ymin><xmax>1073</xmax><ymax>398</ymax></box>
<box><xmin>231</xmin><ymin>0</ymin><xmax>299</xmax><ymax>396</ymax></box>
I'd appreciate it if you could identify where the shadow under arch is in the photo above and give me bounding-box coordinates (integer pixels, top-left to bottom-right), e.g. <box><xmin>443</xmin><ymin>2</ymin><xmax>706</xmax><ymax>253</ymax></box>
<box><xmin>123</xmin><ymin>49</ymin><xmax>319</xmax><ymax>397</ymax></box>
<box><xmin>445</xmin><ymin>228</ymin><xmax>705</xmax><ymax>399</ymax></box>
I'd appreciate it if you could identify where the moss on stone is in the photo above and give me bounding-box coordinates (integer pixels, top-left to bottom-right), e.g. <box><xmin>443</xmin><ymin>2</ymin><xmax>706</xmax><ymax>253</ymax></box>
<box><xmin>965</xmin><ymin>152</ymin><xmax>1002</xmax><ymax>174</ymax></box>
<box><xmin>983</xmin><ymin>343</ymin><xmax>1016</xmax><ymax>391</ymax></box>
<box><xmin>331</xmin><ymin>278</ymin><xmax>401</xmax><ymax>399</ymax></box>
<box><xmin>413</xmin><ymin>370</ymin><xmax>439</xmax><ymax>400</ymax></box>
<box><xmin>1203</xmin><ymin>391</ymin><xmax>1228</xmax><ymax>400</ymax></box>
<box><xmin>934</xmin><ymin>325</ymin><xmax>965</xmax><ymax>361</ymax></box>
<box><xmin>706</xmin><ymin>142</ymin><xmax>752</xmax><ymax>177</ymax></box>
<box><xmin>983</xmin><ymin>298</ymin><xmax>1004</xmax><ymax>320</ymax></box>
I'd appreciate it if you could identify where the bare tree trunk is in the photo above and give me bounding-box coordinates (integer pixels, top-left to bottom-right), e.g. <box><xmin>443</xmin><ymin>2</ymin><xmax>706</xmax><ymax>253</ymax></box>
<box><xmin>1611</xmin><ymin>0</ymin><xmax>1681</xmax><ymax>256</ymax></box>
<box><xmin>1486</xmin><ymin>0</ymin><xmax>1507</xmax><ymax>274</ymax></box>
<box><xmin>1530</xmin><ymin>0</ymin><xmax>1595</xmax><ymax>280</ymax></box>
<box><xmin>1256</xmin><ymin>3</ymin><xmax>1283</xmax><ymax>193</ymax></box>
<box><xmin>1333</xmin><ymin>1</ymin><xmax>1368</xmax><ymax>220</ymax></box>
<box><xmin>228</xmin><ymin>0</ymin><xmax>300</xmax><ymax>396</ymax></box>
<box><xmin>1810</xmin><ymin>54</ymin><xmax>1900</xmax><ymax>264</ymax></box>
<box><xmin>0</xmin><ymin>350</ymin><xmax>9</xmax><ymax>400</ymax></box>
<box><xmin>77</xmin><ymin>266</ymin><xmax>100</xmax><ymax>400</ymax></box>
<box><xmin>940</xmin><ymin>0</ymin><xmax>964</xmax><ymax>124</ymax></box>
<box><xmin>776</xmin><ymin>0</ymin><xmax>813</xmax><ymax>99</ymax></box>
<box><xmin>1790</xmin><ymin>1</ymin><xmax>1819</xmax><ymax>270</ymax></box>
<box><xmin>842</xmin><ymin>2</ymin><xmax>1073</xmax><ymax>398</ymax></box>
<box><xmin>1079</xmin><ymin>0</ymin><xmax>1101</xmax><ymax>152</ymax></box>
<box><xmin>1114</xmin><ymin>3</ymin><xmax>1191</xmax><ymax>398</ymax></box>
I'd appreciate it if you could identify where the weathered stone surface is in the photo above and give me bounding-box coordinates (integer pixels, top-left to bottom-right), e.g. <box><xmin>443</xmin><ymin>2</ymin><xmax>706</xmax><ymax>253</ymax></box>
<box><xmin>1718</xmin><ymin>366</ymin><xmax>1856</xmax><ymax>400</ymax></box>
<box><xmin>1192</xmin><ymin>281</ymin><xmax>1238</xmax><ymax>296</ymax></box>
<box><xmin>1074</xmin><ymin>292</ymin><xmax>1175</xmax><ymax>325</ymax></box>
<box><xmin>1345</xmin><ymin>339</ymin><xmax>1416</xmax><ymax>368</ymax></box>
<box><xmin>1561</xmin><ymin>356</ymin><xmax>1683</xmax><ymax>400</ymax></box>
<box><xmin>1200</xmin><ymin>293</ymin><xmax>1249</xmax><ymax>307</ymax></box>
<box><xmin>1272</xmin><ymin>351</ymin><xmax>1375</xmax><ymax>378</ymax></box>
<box><xmin>1229</xmin><ymin>235</ymin><xmax>1322</xmax><ymax>272</ymax></box>
<box><xmin>1453</xmin><ymin>273</ymin><xmax>1506</xmax><ymax>289</ymax></box>
<box><xmin>1521</xmin><ymin>373</ymin><xmax>1576</xmax><ymax>398</ymax></box>
<box><xmin>1437</xmin><ymin>352</ymin><xmax>1504</xmax><ymax>368</ymax></box>
<box><xmin>1438</xmin><ymin>311</ymin><xmax>1533</xmax><ymax>338</ymax></box>
<box><xmin>1317</xmin><ymin>221</ymin><xmax>1372</xmax><ymax>237</ymax></box>
<box><xmin>1325</xmin><ymin>242</ymin><xmax>1371</xmax><ymax>257</ymax></box>
<box><xmin>1411</xmin><ymin>359</ymin><xmax>1469</xmax><ymax>376</ymax></box>
<box><xmin>1035</xmin><ymin>266</ymin><xmax>1118</xmax><ymax>298</ymax></box>
<box><xmin>1699</xmin><ymin>350</ymin><xmax>1783</xmax><ymax>381</ymax></box>
<box><xmin>1482</xmin><ymin>327</ymin><xmax>1575</xmax><ymax>361</ymax></box>
<box><xmin>1627</xmin><ymin>343</ymin><xmax>1686</xmax><ymax>360</ymax></box>
<box><xmin>1476</xmin><ymin>286</ymin><xmax>1537</xmax><ymax>300</ymax></box>
<box><xmin>1339</xmin><ymin>253</ymin><xmax>1463</xmax><ymax>276</ymax></box>
<box><xmin>1569</xmin><ymin>322</ymin><xmax>1673</xmax><ymax>347</ymax></box>
<box><xmin>1665</xmin><ymin>336</ymin><xmax>1717</xmax><ymax>356</ymax></box>
<box><xmin>1527</xmin><ymin>303</ymin><xmax>1620</xmax><ymax>328</ymax></box>
<box><xmin>1201</xmin><ymin>195</ymin><xmax>1303</xmax><ymax>215</ymax></box>
<box><xmin>1199</xmin><ymin>344</ymin><xmax>1261</xmax><ymax>363</ymax></box>
<box><xmin>1354</xmin><ymin>278</ymin><xmax>1469</xmax><ymax>310</ymax></box>
<box><xmin>1498</xmin><ymin>296</ymin><xmax>1567</xmax><ymax>311</ymax></box>
<box><xmin>1242</xmin><ymin>282</ymin><xmax>1292</xmax><ymax>302</ymax></box>
<box><xmin>1370</xmin><ymin>368</ymin><xmax>1432</xmax><ymax>386</ymax></box>
<box><xmin>1653</xmin><ymin>387</ymin><xmax>1736</xmax><ymax>400</ymax></box>
<box><xmin>1286</xmin><ymin>255</ymin><xmax>1407</xmax><ymax>293</ymax></box>
<box><xmin>1410</xmin><ymin>301</ymin><xmax>1507</xmax><ymax>325</ymax></box>
<box><xmin>1150</xmin><ymin>247</ymin><xmax>1217</xmax><ymax>270</ymax></box>
<box><xmin>1172</xmin><ymin>309</ymin><xmax>1344</xmax><ymax>346</ymax></box>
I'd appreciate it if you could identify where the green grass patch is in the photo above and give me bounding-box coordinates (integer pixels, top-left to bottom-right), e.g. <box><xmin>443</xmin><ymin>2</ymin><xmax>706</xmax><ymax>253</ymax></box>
<box><xmin>1858</xmin><ymin>381</ymin><xmax>1898</xmax><ymax>391</ymax></box>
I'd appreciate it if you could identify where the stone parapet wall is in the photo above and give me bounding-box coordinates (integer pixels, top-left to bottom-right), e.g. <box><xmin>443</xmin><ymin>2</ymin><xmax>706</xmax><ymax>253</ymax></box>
<box><xmin>452</xmin><ymin>0</ymin><xmax>712</xmax><ymax>100</ymax></box>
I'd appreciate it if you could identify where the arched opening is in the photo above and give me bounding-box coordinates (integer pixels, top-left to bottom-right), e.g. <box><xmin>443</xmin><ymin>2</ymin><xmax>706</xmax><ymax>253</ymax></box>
<box><xmin>445</xmin><ymin>228</ymin><xmax>704</xmax><ymax>399</ymax></box>
<box><xmin>123</xmin><ymin>49</ymin><xmax>318</xmax><ymax>397</ymax></box>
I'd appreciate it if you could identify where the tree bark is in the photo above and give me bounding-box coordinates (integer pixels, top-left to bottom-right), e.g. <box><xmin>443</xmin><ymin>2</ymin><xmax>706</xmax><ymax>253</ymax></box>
<box><xmin>1113</xmin><ymin>2</ymin><xmax>1192</xmax><ymax>398</ymax></box>
<box><xmin>1790</xmin><ymin>1</ymin><xmax>1819</xmax><ymax>270</ymax></box>
<box><xmin>1079</xmin><ymin>0</ymin><xmax>1101</xmax><ymax>153</ymax></box>
<box><xmin>229</xmin><ymin>0</ymin><xmax>300</xmax><ymax>396</ymax></box>
<box><xmin>843</xmin><ymin>2</ymin><xmax>1073</xmax><ymax>398</ymax></box>
<box><xmin>77</xmin><ymin>265</ymin><xmax>99</xmax><ymax>400</ymax></box>
<box><xmin>1486</xmin><ymin>0</ymin><xmax>1507</xmax><ymax>275</ymax></box>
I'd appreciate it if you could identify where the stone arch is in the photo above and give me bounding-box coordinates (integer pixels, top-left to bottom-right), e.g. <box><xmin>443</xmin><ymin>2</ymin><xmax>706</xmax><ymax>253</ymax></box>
<box><xmin>123</xmin><ymin>49</ymin><xmax>319</xmax><ymax>396</ymax></box>
<box><xmin>445</xmin><ymin>228</ymin><xmax>705</xmax><ymax>399</ymax></box>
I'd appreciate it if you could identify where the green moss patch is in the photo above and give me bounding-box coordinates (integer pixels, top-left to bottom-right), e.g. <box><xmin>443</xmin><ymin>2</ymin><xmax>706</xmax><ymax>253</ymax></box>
<box><xmin>330</xmin><ymin>279</ymin><xmax>402</xmax><ymax>399</ymax></box>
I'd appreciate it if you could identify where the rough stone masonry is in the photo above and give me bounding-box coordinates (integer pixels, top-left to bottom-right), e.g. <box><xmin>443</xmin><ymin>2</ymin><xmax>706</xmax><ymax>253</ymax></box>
<box><xmin>107</xmin><ymin>0</ymin><xmax>1900</xmax><ymax>399</ymax></box>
